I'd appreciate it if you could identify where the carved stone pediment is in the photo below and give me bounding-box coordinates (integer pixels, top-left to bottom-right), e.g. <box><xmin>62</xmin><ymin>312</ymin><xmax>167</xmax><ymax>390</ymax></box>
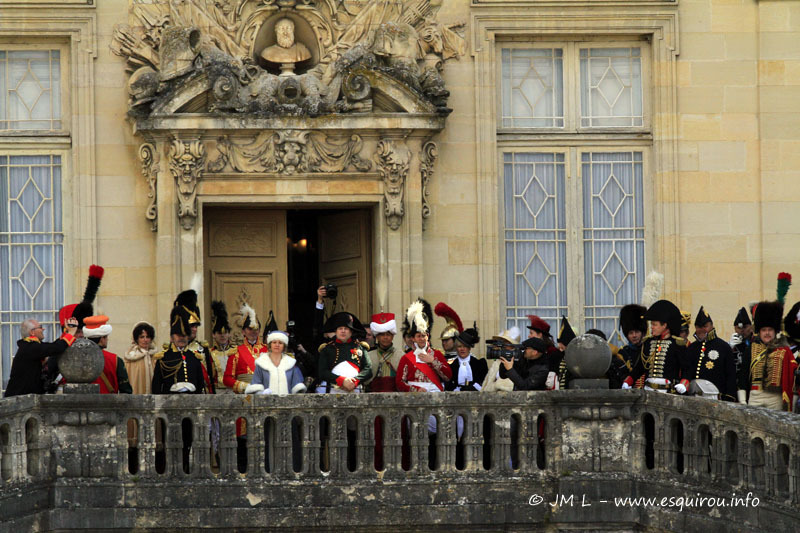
<box><xmin>112</xmin><ymin>0</ymin><xmax>466</xmax><ymax>119</ymax></box>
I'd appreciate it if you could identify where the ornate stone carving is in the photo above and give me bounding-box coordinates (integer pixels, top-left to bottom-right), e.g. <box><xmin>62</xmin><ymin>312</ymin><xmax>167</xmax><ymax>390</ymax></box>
<box><xmin>375</xmin><ymin>139</ymin><xmax>410</xmax><ymax>231</ymax></box>
<box><xmin>168</xmin><ymin>139</ymin><xmax>206</xmax><ymax>230</ymax></box>
<box><xmin>208</xmin><ymin>131</ymin><xmax>371</xmax><ymax>174</ymax></box>
<box><xmin>139</xmin><ymin>142</ymin><xmax>159</xmax><ymax>231</ymax></box>
<box><xmin>111</xmin><ymin>0</ymin><xmax>466</xmax><ymax>117</ymax></box>
<box><xmin>419</xmin><ymin>140</ymin><xmax>437</xmax><ymax>229</ymax></box>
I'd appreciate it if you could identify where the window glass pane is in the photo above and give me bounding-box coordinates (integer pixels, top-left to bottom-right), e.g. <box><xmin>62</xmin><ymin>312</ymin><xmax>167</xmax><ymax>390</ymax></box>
<box><xmin>582</xmin><ymin>152</ymin><xmax>645</xmax><ymax>344</ymax></box>
<box><xmin>501</xmin><ymin>48</ymin><xmax>564</xmax><ymax>128</ymax></box>
<box><xmin>580</xmin><ymin>48</ymin><xmax>643</xmax><ymax>128</ymax></box>
<box><xmin>0</xmin><ymin>50</ymin><xmax>61</xmax><ymax>131</ymax></box>
<box><xmin>0</xmin><ymin>155</ymin><xmax>64</xmax><ymax>391</ymax></box>
<box><xmin>503</xmin><ymin>153</ymin><xmax>567</xmax><ymax>334</ymax></box>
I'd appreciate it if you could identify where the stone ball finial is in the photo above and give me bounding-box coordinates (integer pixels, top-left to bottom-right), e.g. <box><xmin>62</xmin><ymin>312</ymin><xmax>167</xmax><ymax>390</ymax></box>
<box><xmin>58</xmin><ymin>338</ymin><xmax>104</xmax><ymax>383</ymax></box>
<box><xmin>564</xmin><ymin>333</ymin><xmax>611</xmax><ymax>378</ymax></box>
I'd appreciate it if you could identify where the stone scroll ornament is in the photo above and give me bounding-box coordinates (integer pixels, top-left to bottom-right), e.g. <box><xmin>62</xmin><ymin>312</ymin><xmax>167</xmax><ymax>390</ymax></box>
<box><xmin>419</xmin><ymin>140</ymin><xmax>437</xmax><ymax>230</ymax></box>
<box><xmin>139</xmin><ymin>142</ymin><xmax>159</xmax><ymax>231</ymax></box>
<box><xmin>208</xmin><ymin>131</ymin><xmax>372</xmax><ymax>174</ymax></box>
<box><xmin>375</xmin><ymin>139</ymin><xmax>410</xmax><ymax>231</ymax></box>
<box><xmin>169</xmin><ymin>139</ymin><xmax>206</xmax><ymax>230</ymax></box>
<box><xmin>110</xmin><ymin>0</ymin><xmax>466</xmax><ymax>117</ymax></box>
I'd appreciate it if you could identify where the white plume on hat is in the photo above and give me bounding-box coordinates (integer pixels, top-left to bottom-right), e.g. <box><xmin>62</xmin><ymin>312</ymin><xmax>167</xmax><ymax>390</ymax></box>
<box><xmin>240</xmin><ymin>302</ymin><xmax>258</xmax><ymax>329</ymax></box>
<box><xmin>641</xmin><ymin>271</ymin><xmax>664</xmax><ymax>308</ymax></box>
<box><xmin>190</xmin><ymin>272</ymin><xmax>202</xmax><ymax>295</ymax></box>
<box><xmin>406</xmin><ymin>300</ymin><xmax>427</xmax><ymax>333</ymax></box>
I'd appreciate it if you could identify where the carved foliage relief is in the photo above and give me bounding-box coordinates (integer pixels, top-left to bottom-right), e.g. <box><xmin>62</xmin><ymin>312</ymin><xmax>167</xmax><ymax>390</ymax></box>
<box><xmin>111</xmin><ymin>0</ymin><xmax>466</xmax><ymax>117</ymax></box>
<box><xmin>375</xmin><ymin>139</ymin><xmax>410</xmax><ymax>231</ymax></box>
<box><xmin>420</xmin><ymin>140</ymin><xmax>437</xmax><ymax>229</ymax></box>
<box><xmin>169</xmin><ymin>139</ymin><xmax>206</xmax><ymax>230</ymax></box>
<box><xmin>139</xmin><ymin>142</ymin><xmax>159</xmax><ymax>231</ymax></box>
<box><xmin>208</xmin><ymin>131</ymin><xmax>372</xmax><ymax>174</ymax></box>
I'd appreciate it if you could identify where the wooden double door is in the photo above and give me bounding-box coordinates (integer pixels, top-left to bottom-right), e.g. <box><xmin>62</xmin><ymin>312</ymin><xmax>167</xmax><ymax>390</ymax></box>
<box><xmin>203</xmin><ymin>207</ymin><xmax>372</xmax><ymax>340</ymax></box>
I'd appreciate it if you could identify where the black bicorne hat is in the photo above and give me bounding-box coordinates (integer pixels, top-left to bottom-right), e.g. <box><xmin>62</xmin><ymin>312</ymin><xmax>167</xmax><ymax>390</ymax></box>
<box><xmin>694</xmin><ymin>306</ymin><xmax>712</xmax><ymax>327</ymax></box>
<box><xmin>323</xmin><ymin>311</ymin><xmax>367</xmax><ymax>339</ymax></box>
<box><xmin>784</xmin><ymin>302</ymin><xmax>800</xmax><ymax>340</ymax></box>
<box><xmin>558</xmin><ymin>316</ymin><xmax>576</xmax><ymax>346</ymax></box>
<box><xmin>733</xmin><ymin>307</ymin><xmax>752</xmax><ymax>328</ymax></box>
<box><xmin>170</xmin><ymin>305</ymin><xmax>192</xmax><ymax>337</ymax></box>
<box><xmin>262</xmin><ymin>311</ymin><xmax>279</xmax><ymax>342</ymax></box>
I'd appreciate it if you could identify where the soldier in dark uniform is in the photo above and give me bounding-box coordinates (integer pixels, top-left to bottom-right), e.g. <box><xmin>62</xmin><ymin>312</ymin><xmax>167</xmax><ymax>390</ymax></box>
<box><xmin>676</xmin><ymin>306</ymin><xmax>737</xmax><ymax>401</ymax></box>
<box><xmin>623</xmin><ymin>299</ymin><xmax>684</xmax><ymax>392</ymax></box>
<box><xmin>151</xmin><ymin>305</ymin><xmax>207</xmax><ymax>394</ymax></box>
<box><xmin>554</xmin><ymin>316</ymin><xmax>576</xmax><ymax>389</ymax></box>
<box><xmin>612</xmin><ymin>304</ymin><xmax>647</xmax><ymax>388</ymax></box>
<box><xmin>174</xmin><ymin>279</ymin><xmax>216</xmax><ymax>394</ymax></box>
<box><xmin>316</xmin><ymin>312</ymin><xmax>372</xmax><ymax>393</ymax></box>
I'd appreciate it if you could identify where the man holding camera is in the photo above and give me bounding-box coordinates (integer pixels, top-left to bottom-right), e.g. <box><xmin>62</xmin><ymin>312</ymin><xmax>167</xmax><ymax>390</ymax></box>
<box><xmin>5</xmin><ymin>317</ymin><xmax>78</xmax><ymax>397</ymax></box>
<box><xmin>498</xmin><ymin>337</ymin><xmax>550</xmax><ymax>391</ymax></box>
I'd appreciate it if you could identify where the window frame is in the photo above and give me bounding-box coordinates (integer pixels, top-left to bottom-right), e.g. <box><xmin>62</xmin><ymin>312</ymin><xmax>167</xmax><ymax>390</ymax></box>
<box><xmin>0</xmin><ymin>40</ymin><xmax>71</xmax><ymax>137</ymax></box>
<box><xmin>498</xmin><ymin>142</ymin><xmax>652</xmax><ymax>339</ymax></box>
<box><xmin>497</xmin><ymin>38</ymin><xmax>652</xmax><ymax>136</ymax></box>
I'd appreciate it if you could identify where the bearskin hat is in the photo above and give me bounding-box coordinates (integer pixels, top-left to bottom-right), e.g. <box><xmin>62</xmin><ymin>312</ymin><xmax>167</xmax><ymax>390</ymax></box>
<box><xmin>694</xmin><ymin>306</ymin><xmax>712</xmax><ymax>327</ymax></box>
<box><xmin>558</xmin><ymin>316</ymin><xmax>576</xmax><ymax>346</ymax></box>
<box><xmin>783</xmin><ymin>302</ymin><xmax>800</xmax><ymax>340</ymax></box>
<box><xmin>645</xmin><ymin>299</ymin><xmax>682</xmax><ymax>336</ymax></box>
<box><xmin>404</xmin><ymin>298</ymin><xmax>434</xmax><ymax>336</ymax></box>
<box><xmin>435</xmin><ymin>302</ymin><xmax>463</xmax><ymax>340</ymax></box>
<box><xmin>753</xmin><ymin>301</ymin><xmax>783</xmax><ymax>333</ymax></box>
<box><xmin>210</xmin><ymin>301</ymin><xmax>230</xmax><ymax>334</ymax></box>
<box><xmin>619</xmin><ymin>304</ymin><xmax>647</xmax><ymax>336</ymax></box>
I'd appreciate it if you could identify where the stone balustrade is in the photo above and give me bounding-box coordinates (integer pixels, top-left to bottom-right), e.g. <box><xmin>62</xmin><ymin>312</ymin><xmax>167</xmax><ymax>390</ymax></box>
<box><xmin>0</xmin><ymin>390</ymin><xmax>798</xmax><ymax>531</ymax></box>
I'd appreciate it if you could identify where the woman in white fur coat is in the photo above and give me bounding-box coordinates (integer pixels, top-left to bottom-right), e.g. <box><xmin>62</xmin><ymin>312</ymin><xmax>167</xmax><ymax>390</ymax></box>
<box><xmin>245</xmin><ymin>331</ymin><xmax>306</xmax><ymax>395</ymax></box>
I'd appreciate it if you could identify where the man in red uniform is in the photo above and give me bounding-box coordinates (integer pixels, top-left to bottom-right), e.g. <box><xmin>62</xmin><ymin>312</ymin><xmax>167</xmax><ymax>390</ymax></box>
<box><xmin>83</xmin><ymin>315</ymin><xmax>132</xmax><ymax>394</ymax></box>
<box><xmin>224</xmin><ymin>302</ymin><xmax>263</xmax><ymax>473</ymax></box>
<box><xmin>396</xmin><ymin>299</ymin><xmax>452</xmax><ymax>393</ymax></box>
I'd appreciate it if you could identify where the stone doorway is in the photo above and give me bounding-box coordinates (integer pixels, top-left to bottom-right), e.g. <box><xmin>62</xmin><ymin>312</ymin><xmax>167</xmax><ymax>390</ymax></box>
<box><xmin>203</xmin><ymin>206</ymin><xmax>372</xmax><ymax>344</ymax></box>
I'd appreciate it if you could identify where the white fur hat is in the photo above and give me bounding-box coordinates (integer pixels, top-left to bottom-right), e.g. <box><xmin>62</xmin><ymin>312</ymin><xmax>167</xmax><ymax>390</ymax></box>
<box><xmin>266</xmin><ymin>330</ymin><xmax>289</xmax><ymax>346</ymax></box>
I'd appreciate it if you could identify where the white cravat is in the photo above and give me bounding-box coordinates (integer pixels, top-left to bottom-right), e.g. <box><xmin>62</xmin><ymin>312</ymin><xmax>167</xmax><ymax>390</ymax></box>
<box><xmin>457</xmin><ymin>355</ymin><xmax>473</xmax><ymax>386</ymax></box>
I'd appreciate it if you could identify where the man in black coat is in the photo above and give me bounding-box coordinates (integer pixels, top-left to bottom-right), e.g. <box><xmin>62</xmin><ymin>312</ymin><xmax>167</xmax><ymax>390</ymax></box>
<box><xmin>5</xmin><ymin>317</ymin><xmax>78</xmax><ymax>397</ymax></box>
<box><xmin>499</xmin><ymin>337</ymin><xmax>550</xmax><ymax>391</ymax></box>
<box><xmin>676</xmin><ymin>306</ymin><xmax>737</xmax><ymax>401</ymax></box>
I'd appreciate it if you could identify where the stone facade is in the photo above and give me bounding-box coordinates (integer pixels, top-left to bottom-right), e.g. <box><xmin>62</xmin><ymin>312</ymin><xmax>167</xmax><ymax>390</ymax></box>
<box><xmin>0</xmin><ymin>391</ymin><xmax>798</xmax><ymax>530</ymax></box>
<box><xmin>0</xmin><ymin>0</ymin><xmax>799</xmax><ymax>366</ymax></box>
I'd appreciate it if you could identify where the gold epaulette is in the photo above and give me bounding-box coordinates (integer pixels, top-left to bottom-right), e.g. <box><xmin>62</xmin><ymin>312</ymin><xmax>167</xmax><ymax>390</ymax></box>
<box><xmin>152</xmin><ymin>351</ymin><xmax>165</xmax><ymax>362</ymax></box>
<box><xmin>609</xmin><ymin>343</ymin><xmax>620</xmax><ymax>356</ymax></box>
<box><xmin>359</xmin><ymin>341</ymin><xmax>371</xmax><ymax>351</ymax></box>
<box><xmin>162</xmin><ymin>342</ymin><xmax>170</xmax><ymax>350</ymax></box>
<box><xmin>674</xmin><ymin>337</ymin><xmax>687</xmax><ymax>347</ymax></box>
<box><xmin>318</xmin><ymin>340</ymin><xmax>333</xmax><ymax>353</ymax></box>
<box><xmin>191</xmin><ymin>350</ymin><xmax>205</xmax><ymax>361</ymax></box>
<box><xmin>200</xmin><ymin>340</ymin><xmax>210</xmax><ymax>348</ymax></box>
<box><xmin>226</xmin><ymin>346</ymin><xmax>237</xmax><ymax>356</ymax></box>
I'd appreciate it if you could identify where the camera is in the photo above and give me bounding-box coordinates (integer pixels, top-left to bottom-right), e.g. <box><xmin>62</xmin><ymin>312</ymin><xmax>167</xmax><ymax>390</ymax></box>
<box><xmin>323</xmin><ymin>283</ymin><xmax>338</xmax><ymax>300</ymax></box>
<box><xmin>286</xmin><ymin>320</ymin><xmax>297</xmax><ymax>349</ymax></box>
<box><xmin>485</xmin><ymin>339</ymin><xmax>521</xmax><ymax>361</ymax></box>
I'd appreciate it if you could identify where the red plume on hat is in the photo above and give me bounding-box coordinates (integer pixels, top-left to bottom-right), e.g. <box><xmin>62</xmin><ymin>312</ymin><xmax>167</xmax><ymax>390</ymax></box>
<box><xmin>59</xmin><ymin>265</ymin><xmax>104</xmax><ymax>328</ymax></box>
<box><xmin>434</xmin><ymin>302</ymin><xmax>463</xmax><ymax>333</ymax></box>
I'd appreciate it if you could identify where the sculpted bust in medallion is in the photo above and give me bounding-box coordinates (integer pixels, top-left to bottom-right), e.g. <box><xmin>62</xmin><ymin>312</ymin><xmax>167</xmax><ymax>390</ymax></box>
<box><xmin>260</xmin><ymin>18</ymin><xmax>312</xmax><ymax>76</ymax></box>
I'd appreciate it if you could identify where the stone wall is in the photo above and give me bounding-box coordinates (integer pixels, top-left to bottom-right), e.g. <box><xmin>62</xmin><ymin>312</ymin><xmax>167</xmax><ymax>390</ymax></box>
<box><xmin>0</xmin><ymin>391</ymin><xmax>797</xmax><ymax>531</ymax></box>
